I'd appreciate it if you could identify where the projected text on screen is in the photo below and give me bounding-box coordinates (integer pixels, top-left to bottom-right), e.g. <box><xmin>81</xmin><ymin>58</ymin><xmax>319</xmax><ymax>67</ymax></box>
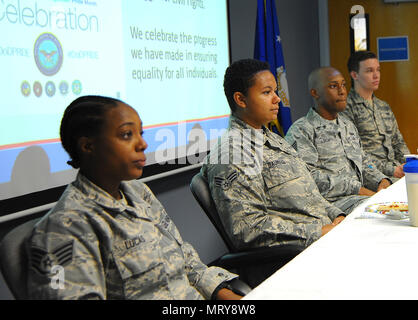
<box><xmin>0</xmin><ymin>0</ymin><xmax>230</xmax><ymax>200</ymax></box>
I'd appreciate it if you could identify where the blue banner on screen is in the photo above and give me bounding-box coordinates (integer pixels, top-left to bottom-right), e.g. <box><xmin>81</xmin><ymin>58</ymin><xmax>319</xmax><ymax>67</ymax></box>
<box><xmin>254</xmin><ymin>0</ymin><xmax>292</xmax><ymax>136</ymax></box>
<box><xmin>0</xmin><ymin>0</ymin><xmax>230</xmax><ymax>200</ymax></box>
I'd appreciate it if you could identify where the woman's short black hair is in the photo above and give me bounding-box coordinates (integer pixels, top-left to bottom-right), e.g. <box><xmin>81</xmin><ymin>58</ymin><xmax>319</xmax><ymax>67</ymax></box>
<box><xmin>223</xmin><ymin>59</ymin><xmax>270</xmax><ymax>113</ymax></box>
<box><xmin>59</xmin><ymin>95</ymin><xmax>122</xmax><ymax>168</ymax></box>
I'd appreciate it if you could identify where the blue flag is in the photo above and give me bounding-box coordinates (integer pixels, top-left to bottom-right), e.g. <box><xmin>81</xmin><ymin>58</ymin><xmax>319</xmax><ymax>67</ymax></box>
<box><xmin>254</xmin><ymin>0</ymin><xmax>292</xmax><ymax>136</ymax></box>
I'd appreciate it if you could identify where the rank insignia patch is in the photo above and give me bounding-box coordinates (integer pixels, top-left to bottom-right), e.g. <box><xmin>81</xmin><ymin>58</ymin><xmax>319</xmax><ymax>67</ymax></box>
<box><xmin>30</xmin><ymin>240</ymin><xmax>74</xmax><ymax>276</ymax></box>
<box><xmin>214</xmin><ymin>171</ymin><xmax>238</xmax><ymax>190</ymax></box>
<box><xmin>290</xmin><ymin>140</ymin><xmax>297</xmax><ymax>150</ymax></box>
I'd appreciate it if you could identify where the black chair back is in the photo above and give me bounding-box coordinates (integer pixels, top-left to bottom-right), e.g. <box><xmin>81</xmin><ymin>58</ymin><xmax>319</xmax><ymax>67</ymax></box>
<box><xmin>190</xmin><ymin>172</ymin><xmax>306</xmax><ymax>288</ymax></box>
<box><xmin>190</xmin><ymin>172</ymin><xmax>236</xmax><ymax>252</ymax></box>
<box><xmin>0</xmin><ymin>218</ymin><xmax>39</xmax><ymax>299</ymax></box>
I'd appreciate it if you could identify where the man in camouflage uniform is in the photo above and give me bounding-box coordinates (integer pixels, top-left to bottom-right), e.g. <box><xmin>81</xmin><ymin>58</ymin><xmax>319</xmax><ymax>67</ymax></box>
<box><xmin>202</xmin><ymin>59</ymin><xmax>345</xmax><ymax>254</ymax></box>
<box><xmin>285</xmin><ymin>67</ymin><xmax>391</xmax><ymax>214</ymax></box>
<box><xmin>343</xmin><ymin>50</ymin><xmax>410</xmax><ymax>179</ymax></box>
<box><xmin>26</xmin><ymin>173</ymin><xmax>237</xmax><ymax>299</ymax></box>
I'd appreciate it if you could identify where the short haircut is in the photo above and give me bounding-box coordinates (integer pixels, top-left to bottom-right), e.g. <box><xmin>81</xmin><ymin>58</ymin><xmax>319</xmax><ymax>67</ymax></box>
<box><xmin>308</xmin><ymin>67</ymin><xmax>341</xmax><ymax>91</ymax></box>
<box><xmin>60</xmin><ymin>95</ymin><xmax>122</xmax><ymax>168</ymax></box>
<box><xmin>347</xmin><ymin>50</ymin><xmax>377</xmax><ymax>73</ymax></box>
<box><xmin>223</xmin><ymin>59</ymin><xmax>270</xmax><ymax>112</ymax></box>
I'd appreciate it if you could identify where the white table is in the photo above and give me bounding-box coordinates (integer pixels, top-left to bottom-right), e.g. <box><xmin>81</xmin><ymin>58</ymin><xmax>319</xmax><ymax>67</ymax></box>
<box><xmin>244</xmin><ymin>178</ymin><xmax>418</xmax><ymax>299</ymax></box>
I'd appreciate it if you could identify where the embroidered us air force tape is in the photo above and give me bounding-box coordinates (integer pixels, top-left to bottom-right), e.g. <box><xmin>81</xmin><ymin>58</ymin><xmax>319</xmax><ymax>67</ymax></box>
<box><xmin>214</xmin><ymin>171</ymin><xmax>238</xmax><ymax>190</ymax></box>
<box><xmin>30</xmin><ymin>240</ymin><xmax>73</xmax><ymax>276</ymax></box>
<box><xmin>34</xmin><ymin>33</ymin><xmax>63</xmax><ymax>76</ymax></box>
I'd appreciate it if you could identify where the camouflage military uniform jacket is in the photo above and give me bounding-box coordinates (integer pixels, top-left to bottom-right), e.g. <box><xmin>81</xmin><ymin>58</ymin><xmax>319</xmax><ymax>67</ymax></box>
<box><xmin>201</xmin><ymin>115</ymin><xmax>343</xmax><ymax>251</ymax></box>
<box><xmin>343</xmin><ymin>89</ymin><xmax>410</xmax><ymax>176</ymax></box>
<box><xmin>285</xmin><ymin>107</ymin><xmax>388</xmax><ymax>213</ymax></box>
<box><xmin>26</xmin><ymin>173</ymin><xmax>236</xmax><ymax>300</ymax></box>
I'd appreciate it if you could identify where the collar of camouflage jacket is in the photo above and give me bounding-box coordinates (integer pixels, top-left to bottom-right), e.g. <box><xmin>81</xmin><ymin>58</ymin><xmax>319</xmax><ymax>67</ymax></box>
<box><xmin>308</xmin><ymin>107</ymin><xmax>341</xmax><ymax>129</ymax></box>
<box><xmin>229</xmin><ymin>114</ymin><xmax>297</xmax><ymax>156</ymax></box>
<box><xmin>73</xmin><ymin>173</ymin><xmax>153</xmax><ymax>221</ymax></box>
<box><xmin>348</xmin><ymin>88</ymin><xmax>383</xmax><ymax>110</ymax></box>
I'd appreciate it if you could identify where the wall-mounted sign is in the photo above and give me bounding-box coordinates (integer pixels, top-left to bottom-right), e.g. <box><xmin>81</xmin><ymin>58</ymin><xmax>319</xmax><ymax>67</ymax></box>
<box><xmin>377</xmin><ymin>36</ymin><xmax>409</xmax><ymax>62</ymax></box>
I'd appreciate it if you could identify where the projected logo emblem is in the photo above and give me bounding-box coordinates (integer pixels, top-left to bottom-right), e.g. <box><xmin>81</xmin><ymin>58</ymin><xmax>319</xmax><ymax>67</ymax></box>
<box><xmin>45</xmin><ymin>81</ymin><xmax>56</xmax><ymax>97</ymax></box>
<box><xmin>21</xmin><ymin>81</ymin><xmax>31</xmax><ymax>97</ymax></box>
<box><xmin>34</xmin><ymin>33</ymin><xmax>63</xmax><ymax>76</ymax></box>
<box><xmin>33</xmin><ymin>81</ymin><xmax>43</xmax><ymax>97</ymax></box>
<box><xmin>72</xmin><ymin>80</ymin><xmax>82</xmax><ymax>95</ymax></box>
<box><xmin>59</xmin><ymin>81</ymin><xmax>69</xmax><ymax>95</ymax></box>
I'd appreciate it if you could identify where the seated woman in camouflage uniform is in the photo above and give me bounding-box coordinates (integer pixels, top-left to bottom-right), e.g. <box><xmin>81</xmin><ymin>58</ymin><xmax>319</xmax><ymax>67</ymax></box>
<box><xmin>202</xmin><ymin>59</ymin><xmax>346</xmax><ymax>252</ymax></box>
<box><xmin>26</xmin><ymin>95</ymin><xmax>240</xmax><ymax>300</ymax></box>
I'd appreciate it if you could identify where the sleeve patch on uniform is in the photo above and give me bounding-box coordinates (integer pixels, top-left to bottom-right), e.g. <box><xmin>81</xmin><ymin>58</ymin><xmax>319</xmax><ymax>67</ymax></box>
<box><xmin>30</xmin><ymin>240</ymin><xmax>74</xmax><ymax>276</ymax></box>
<box><xmin>214</xmin><ymin>171</ymin><xmax>238</xmax><ymax>190</ymax></box>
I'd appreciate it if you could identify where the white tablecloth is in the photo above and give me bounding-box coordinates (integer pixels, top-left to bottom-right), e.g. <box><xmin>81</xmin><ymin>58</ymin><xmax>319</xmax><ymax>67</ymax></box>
<box><xmin>244</xmin><ymin>178</ymin><xmax>418</xmax><ymax>299</ymax></box>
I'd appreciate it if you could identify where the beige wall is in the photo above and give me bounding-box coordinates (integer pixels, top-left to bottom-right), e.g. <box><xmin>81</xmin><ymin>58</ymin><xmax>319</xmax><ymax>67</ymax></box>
<box><xmin>328</xmin><ymin>0</ymin><xmax>418</xmax><ymax>153</ymax></box>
